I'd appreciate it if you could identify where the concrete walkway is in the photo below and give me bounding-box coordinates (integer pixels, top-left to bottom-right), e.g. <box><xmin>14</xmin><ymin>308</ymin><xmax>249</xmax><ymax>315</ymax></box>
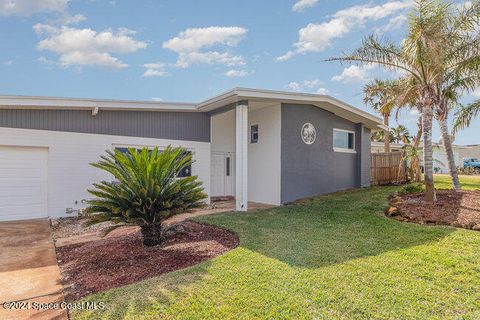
<box><xmin>0</xmin><ymin>219</ymin><xmax>67</xmax><ymax>320</ymax></box>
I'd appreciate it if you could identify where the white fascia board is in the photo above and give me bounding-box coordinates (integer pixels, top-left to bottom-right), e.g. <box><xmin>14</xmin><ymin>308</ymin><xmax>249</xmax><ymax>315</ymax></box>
<box><xmin>197</xmin><ymin>87</ymin><xmax>384</xmax><ymax>130</ymax></box>
<box><xmin>0</xmin><ymin>95</ymin><xmax>198</xmax><ymax>112</ymax></box>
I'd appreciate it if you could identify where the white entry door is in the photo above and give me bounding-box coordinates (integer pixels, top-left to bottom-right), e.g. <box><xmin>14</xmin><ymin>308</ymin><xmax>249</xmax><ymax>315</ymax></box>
<box><xmin>0</xmin><ymin>146</ymin><xmax>48</xmax><ymax>221</ymax></box>
<box><xmin>211</xmin><ymin>152</ymin><xmax>234</xmax><ymax>197</ymax></box>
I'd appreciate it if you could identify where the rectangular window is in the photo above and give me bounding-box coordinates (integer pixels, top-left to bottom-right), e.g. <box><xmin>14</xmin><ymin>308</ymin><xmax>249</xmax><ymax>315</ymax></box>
<box><xmin>114</xmin><ymin>147</ymin><xmax>192</xmax><ymax>177</ymax></box>
<box><xmin>251</xmin><ymin>125</ymin><xmax>259</xmax><ymax>143</ymax></box>
<box><xmin>333</xmin><ymin>129</ymin><xmax>355</xmax><ymax>153</ymax></box>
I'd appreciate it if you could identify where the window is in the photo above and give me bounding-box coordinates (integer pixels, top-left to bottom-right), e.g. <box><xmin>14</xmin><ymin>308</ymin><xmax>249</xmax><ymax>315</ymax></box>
<box><xmin>251</xmin><ymin>125</ymin><xmax>258</xmax><ymax>143</ymax></box>
<box><xmin>333</xmin><ymin>129</ymin><xmax>355</xmax><ymax>152</ymax></box>
<box><xmin>114</xmin><ymin>147</ymin><xmax>192</xmax><ymax>177</ymax></box>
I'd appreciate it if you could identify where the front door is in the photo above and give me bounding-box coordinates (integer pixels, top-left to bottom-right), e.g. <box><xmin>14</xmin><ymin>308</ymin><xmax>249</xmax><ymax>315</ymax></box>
<box><xmin>211</xmin><ymin>152</ymin><xmax>234</xmax><ymax>197</ymax></box>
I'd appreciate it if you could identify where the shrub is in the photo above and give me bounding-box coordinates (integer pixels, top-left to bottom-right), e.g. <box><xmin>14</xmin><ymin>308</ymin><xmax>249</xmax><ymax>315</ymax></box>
<box><xmin>85</xmin><ymin>146</ymin><xmax>208</xmax><ymax>246</ymax></box>
<box><xmin>457</xmin><ymin>166</ymin><xmax>479</xmax><ymax>175</ymax></box>
<box><xmin>398</xmin><ymin>183</ymin><xmax>424</xmax><ymax>195</ymax></box>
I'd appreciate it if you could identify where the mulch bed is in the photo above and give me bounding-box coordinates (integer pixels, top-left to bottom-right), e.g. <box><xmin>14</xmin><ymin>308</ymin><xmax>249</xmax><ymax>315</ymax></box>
<box><xmin>55</xmin><ymin>221</ymin><xmax>239</xmax><ymax>301</ymax></box>
<box><xmin>387</xmin><ymin>190</ymin><xmax>480</xmax><ymax>230</ymax></box>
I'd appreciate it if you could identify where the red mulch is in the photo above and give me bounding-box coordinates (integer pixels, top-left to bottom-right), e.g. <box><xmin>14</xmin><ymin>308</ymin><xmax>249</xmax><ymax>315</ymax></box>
<box><xmin>56</xmin><ymin>221</ymin><xmax>238</xmax><ymax>301</ymax></box>
<box><xmin>387</xmin><ymin>190</ymin><xmax>480</xmax><ymax>229</ymax></box>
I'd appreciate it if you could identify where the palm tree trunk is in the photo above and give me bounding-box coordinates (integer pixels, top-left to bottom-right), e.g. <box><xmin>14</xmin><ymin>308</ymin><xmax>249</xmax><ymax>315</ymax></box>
<box><xmin>141</xmin><ymin>224</ymin><xmax>163</xmax><ymax>246</ymax></box>
<box><xmin>422</xmin><ymin>106</ymin><xmax>437</xmax><ymax>203</ymax></box>
<box><xmin>438</xmin><ymin>117</ymin><xmax>461</xmax><ymax>191</ymax></box>
<box><xmin>384</xmin><ymin>114</ymin><xmax>390</xmax><ymax>153</ymax></box>
<box><xmin>414</xmin><ymin>116</ymin><xmax>423</xmax><ymax>182</ymax></box>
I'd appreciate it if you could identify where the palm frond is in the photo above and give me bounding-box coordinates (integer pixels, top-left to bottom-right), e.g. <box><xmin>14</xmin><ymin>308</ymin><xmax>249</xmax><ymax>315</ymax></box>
<box><xmin>453</xmin><ymin>101</ymin><xmax>480</xmax><ymax>134</ymax></box>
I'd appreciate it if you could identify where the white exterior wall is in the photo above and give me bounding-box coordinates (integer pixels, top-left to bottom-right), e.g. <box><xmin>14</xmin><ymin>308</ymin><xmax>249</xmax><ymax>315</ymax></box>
<box><xmin>210</xmin><ymin>105</ymin><xmax>281</xmax><ymax>205</ymax></box>
<box><xmin>248</xmin><ymin>104</ymin><xmax>281</xmax><ymax>205</ymax></box>
<box><xmin>0</xmin><ymin>127</ymin><xmax>211</xmax><ymax>218</ymax></box>
<box><xmin>211</xmin><ymin>109</ymin><xmax>235</xmax><ymax>153</ymax></box>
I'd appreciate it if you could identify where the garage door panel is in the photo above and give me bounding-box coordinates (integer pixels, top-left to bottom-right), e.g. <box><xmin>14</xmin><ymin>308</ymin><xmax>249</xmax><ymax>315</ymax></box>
<box><xmin>0</xmin><ymin>146</ymin><xmax>48</xmax><ymax>221</ymax></box>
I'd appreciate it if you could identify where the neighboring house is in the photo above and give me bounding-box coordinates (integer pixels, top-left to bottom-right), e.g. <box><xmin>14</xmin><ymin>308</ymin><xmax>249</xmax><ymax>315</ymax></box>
<box><xmin>371</xmin><ymin>140</ymin><xmax>480</xmax><ymax>173</ymax></box>
<box><xmin>371</xmin><ymin>141</ymin><xmax>404</xmax><ymax>153</ymax></box>
<box><xmin>431</xmin><ymin>143</ymin><xmax>480</xmax><ymax>173</ymax></box>
<box><xmin>0</xmin><ymin>88</ymin><xmax>383</xmax><ymax>221</ymax></box>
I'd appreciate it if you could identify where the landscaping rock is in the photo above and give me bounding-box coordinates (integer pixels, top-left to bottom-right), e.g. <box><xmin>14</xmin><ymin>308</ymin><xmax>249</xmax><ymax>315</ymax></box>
<box><xmin>388</xmin><ymin>190</ymin><xmax>480</xmax><ymax>232</ymax></box>
<box><xmin>385</xmin><ymin>206</ymin><xmax>399</xmax><ymax>217</ymax></box>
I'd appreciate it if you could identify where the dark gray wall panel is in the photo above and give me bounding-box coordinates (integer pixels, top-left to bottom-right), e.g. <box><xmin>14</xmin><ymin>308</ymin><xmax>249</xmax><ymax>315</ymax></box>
<box><xmin>281</xmin><ymin>104</ymin><xmax>370</xmax><ymax>203</ymax></box>
<box><xmin>0</xmin><ymin>109</ymin><xmax>210</xmax><ymax>142</ymax></box>
<box><xmin>360</xmin><ymin>125</ymin><xmax>372</xmax><ymax>187</ymax></box>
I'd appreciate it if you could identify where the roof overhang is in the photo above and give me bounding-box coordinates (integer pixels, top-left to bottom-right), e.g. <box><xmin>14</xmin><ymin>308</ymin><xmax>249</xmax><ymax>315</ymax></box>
<box><xmin>0</xmin><ymin>95</ymin><xmax>198</xmax><ymax>112</ymax></box>
<box><xmin>0</xmin><ymin>88</ymin><xmax>385</xmax><ymax>130</ymax></box>
<box><xmin>198</xmin><ymin>88</ymin><xmax>385</xmax><ymax>131</ymax></box>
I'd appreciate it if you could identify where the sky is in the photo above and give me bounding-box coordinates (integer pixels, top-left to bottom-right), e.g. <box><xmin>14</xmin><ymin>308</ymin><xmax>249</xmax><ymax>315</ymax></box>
<box><xmin>0</xmin><ymin>0</ymin><xmax>478</xmax><ymax>145</ymax></box>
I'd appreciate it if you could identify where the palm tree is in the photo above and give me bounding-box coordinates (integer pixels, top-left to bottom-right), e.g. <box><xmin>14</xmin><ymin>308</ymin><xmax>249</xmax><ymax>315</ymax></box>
<box><xmin>85</xmin><ymin>146</ymin><xmax>208</xmax><ymax>246</ymax></box>
<box><xmin>427</xmin><ymin>1</ymin><xmax>480</xmax><ymax>191</ymax></box>
<box><xmin>390</xmin><ymin>125</ymin><xmax>411</xmax><ymax>144</ymax></box>
<box><xmin>328</xmin><ymin>1</ymin><xmax>444</xmax><ymax>202</ymax></box>
<box><xmin>453</xmin><ymin>101</ymin><xmax>480</xmax><ymax>135</ymax></box>
<box><xmin>329</xmin><ymin>0</ymin><xmax>480</xmax><ymax>201</ymax></box>
<box><xmin>364</xmin><ymin>79</ymin><xmax>397</xmax><ymax>152</ymax></box>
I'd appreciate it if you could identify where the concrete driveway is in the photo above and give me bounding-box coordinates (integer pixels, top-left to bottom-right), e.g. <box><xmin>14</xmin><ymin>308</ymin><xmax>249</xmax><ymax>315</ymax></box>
<box><xmin>0</xmin><ymin>219</ymin><xmax>67</xmax><ymax>320</ymax></box>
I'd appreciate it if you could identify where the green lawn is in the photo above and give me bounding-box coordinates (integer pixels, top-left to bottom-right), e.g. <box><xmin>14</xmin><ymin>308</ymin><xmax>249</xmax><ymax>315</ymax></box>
<box><xmin>73</xmin><ymin>178</ymin><xmax>480</xmax><ymax>319</ymax></box>
<box><xmin>434</xmin><ymin>174</ymin><xmax>480</xmax><ymax>190</ymax></box>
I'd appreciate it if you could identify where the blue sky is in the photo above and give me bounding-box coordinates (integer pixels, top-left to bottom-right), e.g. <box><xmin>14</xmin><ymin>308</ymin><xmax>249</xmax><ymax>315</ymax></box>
<box><xmin>0</xmin><ymin>0</ymin><xmax>478</xmax><ymax>145</ymax></box>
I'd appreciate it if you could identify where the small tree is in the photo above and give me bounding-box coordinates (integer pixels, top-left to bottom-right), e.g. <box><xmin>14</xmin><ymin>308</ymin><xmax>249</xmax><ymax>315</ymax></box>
<box><xmin>85</xmin><ymin>146</ymin><xmax>208</xmax><ymax>246</ymax></box>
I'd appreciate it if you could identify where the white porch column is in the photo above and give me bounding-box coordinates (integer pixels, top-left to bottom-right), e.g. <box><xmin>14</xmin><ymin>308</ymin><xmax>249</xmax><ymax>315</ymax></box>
<box><xmin>235</xmin><ymin>101</ymin><xmax>248</xmax><ymax>211</ymax></box>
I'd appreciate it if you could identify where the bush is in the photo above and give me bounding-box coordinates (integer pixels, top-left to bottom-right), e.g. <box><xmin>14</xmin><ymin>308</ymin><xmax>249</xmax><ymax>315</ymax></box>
<box><xmin>398</xmin><ymin>183</ymin><xmax>424</xmax><ymax>195</ymax></box>
<box><xmin>457</xmin><ymin>166</ymin><xmax>479</xmax><ymax>175</ymax></box>
<box><xmin>85</xmin><ymin>146</ymin><xmax>208</xmax><ymax>246</ymax></box>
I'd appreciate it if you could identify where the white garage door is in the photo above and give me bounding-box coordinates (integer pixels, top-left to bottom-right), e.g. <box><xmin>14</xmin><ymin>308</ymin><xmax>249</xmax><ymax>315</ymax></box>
<box><xmin>0</xmin><ymin>146</ymin><xmax>48</xmax><ymax>221</ymax></box>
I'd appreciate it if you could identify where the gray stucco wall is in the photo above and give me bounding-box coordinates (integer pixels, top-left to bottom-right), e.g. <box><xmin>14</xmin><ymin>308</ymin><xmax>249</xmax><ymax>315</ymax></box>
<box><xmin>281</xmin><ymin>104</ymin><xmax>371</xmax><ymax>203</ymax></box>
<box><xmin>0</xmin><ymin>109</ymin><xmax>210</xmax><ymax>142</ymax></box>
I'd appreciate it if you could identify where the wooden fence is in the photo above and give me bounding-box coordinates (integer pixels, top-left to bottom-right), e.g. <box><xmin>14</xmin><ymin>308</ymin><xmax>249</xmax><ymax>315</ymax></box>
<box><xmin>371</xmin><ymin>151</ymin><xmax>408</xmax><ymax>186</ymax></box>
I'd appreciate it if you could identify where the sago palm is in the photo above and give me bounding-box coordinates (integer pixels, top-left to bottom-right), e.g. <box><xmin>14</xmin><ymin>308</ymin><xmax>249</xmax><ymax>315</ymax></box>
<box><xmin>85</xmin><ymin>146</ymin><xmax>208</xmax><ymax>246</ymax></box>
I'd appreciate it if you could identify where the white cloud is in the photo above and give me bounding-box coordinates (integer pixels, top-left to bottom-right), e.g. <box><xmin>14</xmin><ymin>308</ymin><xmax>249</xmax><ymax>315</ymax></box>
<box><xmin>225</xmin><ymin>69</ymin><xmax>248</xmax><ymax>77</ymax></box>
<box><xmin>151</xmin><ymin>97</ymin><xmax>163</xmax><ymax>101</ymax></box>
<box><xmin>163</xmin><ymin>26</ymin><xmax>247</xmax><ymax>68</ymax></box>
<box><xmin>34</xmin><ymin>24</ymin><xmax>147</xmax><ymax>69</ymax></box>
<box><xmin>287</xmin><ymin>79</ymin><xmax>329</xmax><ymax>94</ymax></box>
<box><xmin>142</xmin><ymin>63</ymin><xmax>169</xmax><ymax>77</ymax></box>
<box><xmin>304</xmin><ymin>79</ymin><xmax>321</xmax><ymax>88</ymax></box>
<box><xmin>0</xmin><ymin>0</ymin><xmax>68</xmax><ymax>16</ymax></box>
<box><xmin>3</xmin><ymin>60</ymin><xmax>13</xmax><ymax>66</ymax></box>
<box><xmin>377</xmin><ymin>14</ymin><xmax>408</xmax><ymax>33</ymax></box>
<box><xmin>292</xmin><ymin>0</ymin><xmax>318</xmax><ymax>12</ymax></box>
<box><xmin>316</xmin><ymin>87</ymin><xmax>329</xmax><ymax>95</ymax></box>
<box><xmin>332</xmin><ymin>64</ymin><xmax>375</xmax><ymax>83</ymax></box>
<box><xmin>278</xmin><ymin>1</ymin><xmax>412</xmax><ymax>60</ymax></box>
<box><xmin>287</xmin><ymin>81</ymin><xmax>302</xmax><ymax>91</ymax></box>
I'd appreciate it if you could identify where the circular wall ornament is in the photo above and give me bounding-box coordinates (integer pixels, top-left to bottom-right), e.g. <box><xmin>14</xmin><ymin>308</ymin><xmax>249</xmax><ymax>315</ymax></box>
<box><xmin>301</xmin><ymin>123</ymin><xmax>316</xmax><ymax>145</ymax></box>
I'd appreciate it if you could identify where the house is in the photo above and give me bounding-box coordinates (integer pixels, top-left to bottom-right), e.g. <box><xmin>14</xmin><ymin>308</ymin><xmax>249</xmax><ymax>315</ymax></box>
<box><xmin>0</xmin><ymin>88</ymin><xmax>383</xmax><ymax>221</ymax></box>
<box><xmin>371</xmin><ymin>140</ymin><xmax>480</xmax><ymax>173</ymax></box>
<box><xmin>371</xmin><ymin>141</ymin><xmax>404</xmax><ymax>153</ymax></box>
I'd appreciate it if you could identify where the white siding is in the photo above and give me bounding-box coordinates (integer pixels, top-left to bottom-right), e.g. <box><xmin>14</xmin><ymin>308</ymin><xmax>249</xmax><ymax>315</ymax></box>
<box><xmin>248</xmin><ymin>104</ymin><xmax>281</xmax><ymax>205</ymax></box>
<box><xmin>211</xmin><ymin>109</ymin><xmax>235</xmax><ymax>153</ymax></box>
<box><xmin>0</xmin><ymin>127</ymin><xmax>211</xmax><ymax>218</ymax></box>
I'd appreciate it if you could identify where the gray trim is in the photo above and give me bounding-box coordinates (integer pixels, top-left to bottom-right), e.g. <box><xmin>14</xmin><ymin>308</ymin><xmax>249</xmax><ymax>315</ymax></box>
<box><xmin>358</xmin><ymin>124</ymin><xmax>372</xmax><ymax>187</ymax></box>
<box><xmin>281</xmin><ymin>103</ymin><xmax>370</xmax><ymax>203</ymax></box>
<box><xmin>0</xmin><ymin>109</ymin><xmax>210</xmax><ymax>142</ymax></box>
<box><xmin>207</xmin><ymin>102</ymin><xmax>236</xmax><ymax>116</ymax></box>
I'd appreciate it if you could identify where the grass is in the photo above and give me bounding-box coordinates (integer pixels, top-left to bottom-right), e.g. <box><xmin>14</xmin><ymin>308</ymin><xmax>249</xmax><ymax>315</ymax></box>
<box><xmin>434</xmin><ymin>174</ymin><xmax>480</xmax><ymax>190</ymax></box>
<box><xmin>73</xmin><ymin>178</ymin><xmax>480</xmax><ymax>319</ymax></box>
